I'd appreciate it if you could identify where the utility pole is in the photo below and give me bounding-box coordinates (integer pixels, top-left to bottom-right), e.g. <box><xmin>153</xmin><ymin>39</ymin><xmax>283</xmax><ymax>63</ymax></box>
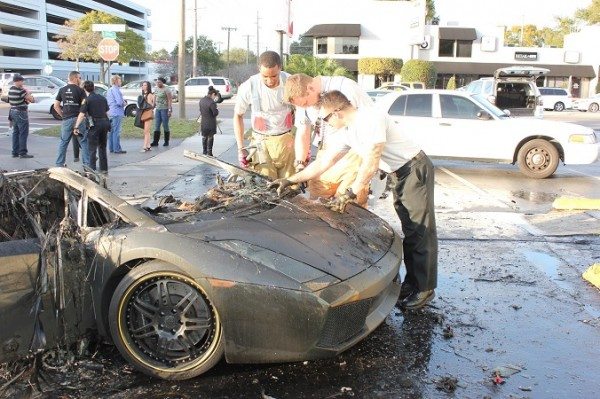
<box><xmin>222</xmin><ymin>26</ymin><xmax>237</xmax><ymax>78</ymax></box>
<box><xmin>243</xmin><ymin>34</ymin><xmax>252</xmax><ymax>64</ymax></box>
<box><xmin>192</xmin><ymin>0</ymin><xmax>198</xmax><ymax>76</ymax></box>
<box><xmin>178</xmin><ymin>0</ymin><xmax>186</xmax><ymax>118</ymax></box>
<box><xmin>256</xmin><ymin>11</ymin><xmax>260</xmax><ymax>58</ymax></box>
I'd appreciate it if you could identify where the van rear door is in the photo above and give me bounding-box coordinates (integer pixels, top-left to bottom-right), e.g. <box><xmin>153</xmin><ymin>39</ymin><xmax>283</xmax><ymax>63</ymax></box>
<box><xmin>494</xmin><ymin>66</ymin><xmax>549</xmax><ymax>79</ymax></box>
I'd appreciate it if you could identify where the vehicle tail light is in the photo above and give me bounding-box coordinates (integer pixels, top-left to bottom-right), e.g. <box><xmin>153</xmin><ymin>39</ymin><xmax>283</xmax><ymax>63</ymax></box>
<box><xmin>226</xmin><ymin>84</ymin><xmax>230</xmax><ymax>93</ymax></box>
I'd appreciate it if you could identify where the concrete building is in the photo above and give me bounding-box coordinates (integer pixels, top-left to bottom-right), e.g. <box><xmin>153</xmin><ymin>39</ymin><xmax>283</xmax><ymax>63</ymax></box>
<box><xmin>301</xmin><ymin>0</ymin><xmax>599</xmax><ymax>98</ymax></box>
<box><xmin>0</xmin><ymin>0</ymin><xmax>151</xmax><ymax>82</ymax></box>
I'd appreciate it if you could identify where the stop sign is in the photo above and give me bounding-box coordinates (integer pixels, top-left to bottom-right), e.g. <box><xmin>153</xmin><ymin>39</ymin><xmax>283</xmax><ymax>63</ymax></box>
<box><xmin>98</xmin><ymin>38</ymin><xmax>119</xmax><ymax>62</ymax></box>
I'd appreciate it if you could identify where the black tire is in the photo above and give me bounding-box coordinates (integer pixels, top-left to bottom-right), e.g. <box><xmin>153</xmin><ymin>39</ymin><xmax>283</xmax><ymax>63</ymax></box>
<box><xmin>517</xmin><ymin>139</ymin><xmax>559</xmax><ymax>179</ymax></box>
<box><xmin>589</xmin><ymin>102</ymin><xmax>599</xmax><ymax>113</ymax></box>
<box><xmin>125</xmin><ymin>105</ymin><xmax>138</xmax><ymax>117</ymax></box>
<box><xmin>553</xmin><ymin>102</ymin><xmax>565</xmax><ymax>112</ymax></box>
<box><xmin>50</xmin><ymin>106</ymin><xmax>62</xmax><ymax>120</ymax></box>
<box><xmin>108</xmin><ymin>261</ymin><xmax>223</xmax><ymax>380</ymax></box>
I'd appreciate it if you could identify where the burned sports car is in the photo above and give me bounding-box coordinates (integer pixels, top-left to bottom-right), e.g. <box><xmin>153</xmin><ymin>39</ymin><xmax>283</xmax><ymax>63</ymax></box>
<box><xmin>0</xmin><ymin>159</ymin><xmax>401</xmax><ymax>380</ymax></box>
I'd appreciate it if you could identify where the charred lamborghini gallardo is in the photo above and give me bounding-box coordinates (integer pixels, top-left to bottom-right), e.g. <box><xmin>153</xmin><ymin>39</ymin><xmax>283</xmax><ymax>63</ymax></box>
<box><xmin>0</xmin><ymin>159</ymin><xmax>401</xmax><ymax>380</ymax></box>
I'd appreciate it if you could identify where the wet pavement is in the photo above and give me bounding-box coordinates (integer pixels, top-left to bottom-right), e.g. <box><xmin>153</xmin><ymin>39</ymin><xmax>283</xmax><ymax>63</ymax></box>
<box><xmin>2</xmin><ymin>119</ymin><xmax>599</xmax><ymax>398</ymax></box>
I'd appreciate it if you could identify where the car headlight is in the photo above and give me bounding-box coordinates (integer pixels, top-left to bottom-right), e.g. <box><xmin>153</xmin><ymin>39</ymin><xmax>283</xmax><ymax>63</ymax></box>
<box><xmin>569</xmin><ymin>134</ymin><xmax>597</xmax><ymax>144</ymax></box>
<box><xmin>211</xmin><ymin>240</ymin><xmax>338</xmax><ymax>289</ymax></box>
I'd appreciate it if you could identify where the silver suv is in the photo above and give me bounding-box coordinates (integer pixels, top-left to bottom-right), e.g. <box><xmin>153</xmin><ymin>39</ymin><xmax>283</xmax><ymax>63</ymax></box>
<box><xmin>464</xmin><ymin>66</ymin><xmax>548</xmax><ymax>117</ymax></box>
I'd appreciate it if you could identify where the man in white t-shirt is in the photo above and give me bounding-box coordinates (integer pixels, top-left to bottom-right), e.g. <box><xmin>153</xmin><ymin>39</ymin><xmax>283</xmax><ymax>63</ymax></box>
<box><xmin>269</xmin><ymin>90</ymin><xmax>438</xmax><ymax>311</ymax></box>
<box><xmin>284</xmin><ymin>73</ymin><xmax>375</xmax><ymax>206</ymax></box>
<box><xmin>234</xmin><ymin>51</ymin><xmax>295</xmax><ymax>179</ymax></box>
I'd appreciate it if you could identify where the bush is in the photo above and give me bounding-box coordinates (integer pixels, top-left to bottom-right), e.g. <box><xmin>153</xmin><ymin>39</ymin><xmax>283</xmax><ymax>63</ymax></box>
<box><xmin>400</xmin><ymin>59</ymin><xmax>437</xmax><ymax>88</ymax></box>
<box><xmin>446</xmin><ymin>75</ymin><xmax>457</xmax><ymax>90</ymax></box>
<box><xmin>357</xmin><ymin>58</ymin><xmax>403</xmax><ymax>75</ymax></box>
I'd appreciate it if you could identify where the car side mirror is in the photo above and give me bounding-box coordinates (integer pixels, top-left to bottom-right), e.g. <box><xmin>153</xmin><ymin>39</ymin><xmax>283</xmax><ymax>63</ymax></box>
<box><xmin>502</xmin><ymin>109</ymin><xmax>511</xmax><ymax>117</ymax></box>
<box><xmin>476</xmin><ymin>110</ymin><xmax>492</xmax><ymax>120</ymax></box>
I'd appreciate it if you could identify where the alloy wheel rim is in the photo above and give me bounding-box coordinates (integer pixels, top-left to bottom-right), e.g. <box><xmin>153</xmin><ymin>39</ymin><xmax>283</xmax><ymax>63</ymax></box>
<box><xmin>119</xmin><ymin>273</ymin><xmax>218</xmax><ymax>370</ymax></box>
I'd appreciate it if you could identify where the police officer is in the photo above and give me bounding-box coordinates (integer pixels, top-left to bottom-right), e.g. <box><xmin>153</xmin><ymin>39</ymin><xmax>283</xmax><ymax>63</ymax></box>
<box><xmin>74</xmin><ymin>81</ymin><xmax>111</xmax><ymax>173</ymax></box>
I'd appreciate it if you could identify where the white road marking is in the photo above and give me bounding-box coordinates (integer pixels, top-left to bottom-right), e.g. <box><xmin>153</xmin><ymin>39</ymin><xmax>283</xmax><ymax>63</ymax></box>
<box><xmin>561</xmin><ymin>166</ymin><xmax>600</xmax><ymax>181</ymax></box>
<box><xmin>438</xmin><ymin>166</ymin><xmax>509</xmax><ymax>208</ymax></box>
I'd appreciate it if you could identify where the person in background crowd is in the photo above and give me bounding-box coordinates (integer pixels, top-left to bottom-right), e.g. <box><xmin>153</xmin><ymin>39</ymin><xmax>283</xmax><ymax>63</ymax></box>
<box><xmin>106</xmin><ymin>74</ymin><xmax>127</xmax><ymax>154</ymax></box>
<box><xmin>8</xmin><ymin>75</ymin><xmax>35</xmax><ymax>158</ymax></box>
<box><xmin>54</xmin><ymin>70</ymin><xmax>89</xmax><ymax>168</ymax></box>
<box><xmin>73</xmin><ymin>81</ymin><xmax>111</xmax><ymax>173</ymax></box>
<box><xmin>233</xmin><ymin>51</ymin><xmax>294</xmax><ymax>178</ymax></box>
<box><xmin>198</xmin><ymin>86</ymin><xmax>220</xmax><ymax>156</ymax></box>
<box><xmin>138</xmin><ymin>81</ymin><xmax>156</xmax><ymax>152</ymax></box>
<box><xmin>151</xmin><ymin>77</ymin><xmax>173</xmax><ymax>147</ymax></box>
<box><xmin>269</xmin><ymin>91</ymin><xmax>438</xmax><ymax>311</ymax></box>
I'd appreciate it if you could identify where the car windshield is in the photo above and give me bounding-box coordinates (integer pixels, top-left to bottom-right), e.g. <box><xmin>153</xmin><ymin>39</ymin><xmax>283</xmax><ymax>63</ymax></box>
<box><xmin>46</xmin><ymin>76</ymin><xmax>67</xmax><ymax>86</ymax></box>
<box><xmin>472</xmin><ymin>94</ymin><xmax>509</xmax><ymax>118</ymax></box>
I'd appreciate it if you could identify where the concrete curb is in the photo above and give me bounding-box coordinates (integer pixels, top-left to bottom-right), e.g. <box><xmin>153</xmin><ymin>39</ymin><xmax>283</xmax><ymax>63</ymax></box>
<box><xmin>552</xmin><ymin>196</ymin><xmax>600</xmax><ymax>210</ymax></box>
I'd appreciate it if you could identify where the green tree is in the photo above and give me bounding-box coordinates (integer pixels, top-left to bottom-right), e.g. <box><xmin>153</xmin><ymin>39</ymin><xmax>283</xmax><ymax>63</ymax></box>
<box><xmin>290</xmin><ymin>35</ymin><xmax>313</xmax><ymax>55</ymax></box>
<box><xmin>426</xmin><ymin>0</ymin><xmax>438</xmax><ymax>24</ymax></box>
<box><xmin>284</xmin><ymin>54</ymin><xmax>351</xmax><ymax>77</ymax></box>
<box><xmin>220</xmin><ymin>48</ymin><xmax>257</xmax><ymax>65</ymax></box>
<box><xmin>575</xmin><ymin>0</ymin><xmax>600</xmax><ymax>24</ymax></box>
<box><xmin>56</xmin><ymin>11</ymin><xmax>146</xmax><ymax>82</ymax></box>
<box><xmin>173</xmin><ymin>35</ymin><xmax>222</xmax><ymax>76</ymax></box>
<box><xmin>55</xmin><ymin>19</ymin><xmax>99</xmax><ymax>70</ymax></box>
<box><xmin>400</xmin><ymin>59</ymin><xmax>436</xmax><ymax>88</ymax></box>
<box><xmin>149</xmin><ymin>49</ymin><xmax>171</xmax><ymax>62</ymax></box>
<box><xmin>504</xmin><ymin>24</ymin><xmax>543</xmax><ymax>47</ymax></box>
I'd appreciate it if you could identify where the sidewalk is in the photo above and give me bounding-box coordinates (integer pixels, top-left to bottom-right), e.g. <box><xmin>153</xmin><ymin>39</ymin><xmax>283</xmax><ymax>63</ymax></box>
<box><xmin>0</xmin><ymin>119</ymin><xmax>237</xmax><ymax>200</ymax></box>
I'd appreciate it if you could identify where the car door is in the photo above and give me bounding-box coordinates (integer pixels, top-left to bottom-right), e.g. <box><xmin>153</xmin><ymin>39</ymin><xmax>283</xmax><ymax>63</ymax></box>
<box><xmin>386</xmin><ymin>93</ymin><xmax>440</xmax><ymax>155</ymax></box>
<box><xmin>435</xmin><ymin>93</ymin><xmax>513</xmax><ymax>160</ymax></box>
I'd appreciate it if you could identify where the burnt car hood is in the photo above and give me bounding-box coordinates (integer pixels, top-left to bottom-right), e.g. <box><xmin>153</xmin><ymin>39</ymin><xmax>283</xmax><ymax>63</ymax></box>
<box><xmin>163</xmin><ymin>197</ymin><xmax>395</xmax><ymax>281</ymax></box>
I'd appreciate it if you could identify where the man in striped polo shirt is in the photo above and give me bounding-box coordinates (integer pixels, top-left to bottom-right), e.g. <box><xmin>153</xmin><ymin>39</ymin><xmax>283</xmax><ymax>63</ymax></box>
<box><xmin>8</xmin><ymin>75</ymin><xmax>35</xmax><ymax>158</ymax></box>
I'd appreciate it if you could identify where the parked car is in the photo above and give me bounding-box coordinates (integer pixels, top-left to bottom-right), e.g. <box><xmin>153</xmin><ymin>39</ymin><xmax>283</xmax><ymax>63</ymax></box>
<box><xmin>1</xmin><ymin>75</ymin><xmax>67</xmax><ymax>102</ymax></box>
<box><xmin>463</xmin><ymin>66</ymin><xmax>548</xmax><ymax>117</ymax></box>
<box><xmin>0</xmin><ymin>72</ymin><xmax>19</xmax><ymax>96</ymax></box>
<box><xmin>184</xmin><ymin>76</ymin><xmax>233</xmax><ymax>99</ymax></box>
<box><xmin>377</xmin><ymin>82</ymin><xmax>411</xmax><ymax>91</ymax></box>
<box><xmin>573</xmin><ymin>93</ymin><xmax>600</xmax><ymax>113</ymax></box>
<box><xmin>28</xmin><ymin>82</ymin><xmax>120</xmax><ymax>120</ymax></box>
<box><xmin>121</xmin><ymin>80</ymin><xmax>179</xmax><ymax>102</ymax></box>
<box><xmin>0</xmin><ymin>165</ymin><xmax>401</xmax><ymax>380</ymax></box>
<box><xmin>376</xmin><ymin>90</ymin><xmax>599</xmax><ymax>178</ymax></box>
<box><xmin>367</xmin><ymin>89</ymin><xmax>395</xmax><ymax>102</ymax></box>
<box><xmin>539</xmin><ymin>87</ymin><xmax>572</xmax><ymax>111</ymax></box>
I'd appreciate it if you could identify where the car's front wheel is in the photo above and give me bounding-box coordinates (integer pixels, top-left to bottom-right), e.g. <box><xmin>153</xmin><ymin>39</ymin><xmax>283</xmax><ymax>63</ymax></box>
<box><xmin>109</xmin><ymin>261</ymin><xmax>223</xmax><ymax>380</ymax></box>
<box><xmin>588</xmin><ymin>102</ymin><xmax>599</xmax><ymax>113</ymax></box>
<box><xmin>553</xmin><ymin>102</ymin><xmax>565</xmax><ymax>112</ymax></box>
<box><xmin>517</xmin><ymin>139</ymin><xmax>559</xmax><ymax>179</ymax></box>
<box><xmin>125</xmin><ymin>104</ymin><xmax>138</xmax><ymax>117</ymax></box>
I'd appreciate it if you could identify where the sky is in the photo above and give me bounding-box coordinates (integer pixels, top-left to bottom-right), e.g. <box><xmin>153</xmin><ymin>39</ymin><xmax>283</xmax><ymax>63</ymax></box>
<box><xmin>131</xmin><ymin>0</ymin><xmax>593</xmax><ymax>53</ymax></box>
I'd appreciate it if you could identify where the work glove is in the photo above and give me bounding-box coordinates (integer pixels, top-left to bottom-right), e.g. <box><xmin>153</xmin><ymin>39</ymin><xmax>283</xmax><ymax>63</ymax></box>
<box><xmin>238</xmin><ymin>148</ymin><xmax>250</xmax><ymax>168</ymax></box>
<box><xmin>326</xmin><ymin>188</ymin><xmax>357</xmax><ymax>213</ymax></box>
<box><xmin>268</xmin><ymin>178</ymin><xmax>294</xmax><ymax>197</ymax></box>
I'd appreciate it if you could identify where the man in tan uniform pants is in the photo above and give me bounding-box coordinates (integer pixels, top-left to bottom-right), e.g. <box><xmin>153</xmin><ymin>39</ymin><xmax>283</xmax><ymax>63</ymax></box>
<box><xmin>284</xmin><ymin>73</ymin><xmax>375</xmax><ymax>206</ymax></box>
<box><xmin>234</xmin><ymin>51</ymin><xmax>295</xmax><ymax>179</ymax></box>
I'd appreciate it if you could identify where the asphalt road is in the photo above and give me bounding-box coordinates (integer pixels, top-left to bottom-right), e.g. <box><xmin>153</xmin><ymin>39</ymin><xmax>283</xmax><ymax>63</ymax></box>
<box><xmin>1</xmin><ymin>102</ymin><xmax>599</xmax><ymax>398</ymax></box>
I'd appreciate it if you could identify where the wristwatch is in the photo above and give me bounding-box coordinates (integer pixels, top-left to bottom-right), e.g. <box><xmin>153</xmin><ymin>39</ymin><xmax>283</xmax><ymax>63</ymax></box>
<box><xmin>294</xmin><ymin>159</ymin><xmax>307</xmax><ymax>167</ymax></box>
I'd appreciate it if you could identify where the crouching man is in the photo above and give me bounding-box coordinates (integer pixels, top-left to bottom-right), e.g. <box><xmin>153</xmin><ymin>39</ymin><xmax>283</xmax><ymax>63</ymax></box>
<box><xmin>268</xmin><ymin>90</ymin><xmax>438</xmax><ymax>310</ymax></box>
